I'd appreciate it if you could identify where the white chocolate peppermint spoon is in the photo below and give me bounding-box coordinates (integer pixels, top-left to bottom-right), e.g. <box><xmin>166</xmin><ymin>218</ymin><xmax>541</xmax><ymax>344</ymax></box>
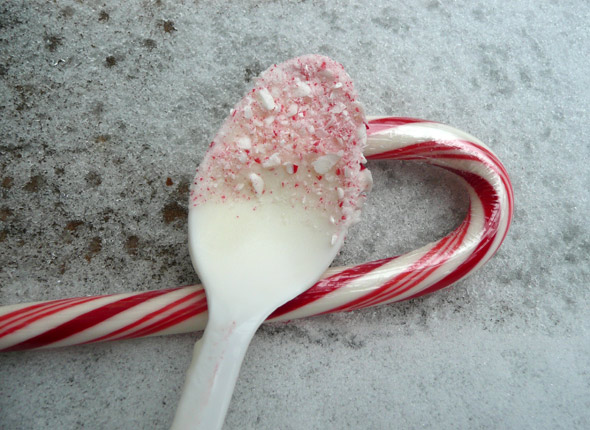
<box><xmin>170</xmin><ymin>56</ymin><xmax>371</xmax><ymax>430</ymax></box>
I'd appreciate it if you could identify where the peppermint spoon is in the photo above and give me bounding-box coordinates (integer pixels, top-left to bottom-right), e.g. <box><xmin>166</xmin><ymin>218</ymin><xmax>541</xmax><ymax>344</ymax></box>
<box><xmin>171</xmin><ymin>55</ymin><xmax>371</xmax><ymax>430</ymax></box>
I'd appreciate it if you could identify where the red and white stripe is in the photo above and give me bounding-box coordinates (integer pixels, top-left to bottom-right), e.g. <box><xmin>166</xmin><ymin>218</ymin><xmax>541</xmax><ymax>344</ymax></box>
<box><xmin>0</xmin><ymin>117</ymin><xmax>514</xmax><ymax>352</ymax></box>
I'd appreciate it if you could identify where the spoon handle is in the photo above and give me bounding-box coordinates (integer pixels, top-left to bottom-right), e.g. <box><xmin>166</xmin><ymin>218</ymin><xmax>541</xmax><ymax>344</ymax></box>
<box><xmin>170</xmin><ymin>314</ymin><xmax>261</xmax><ymax>430</ymax></box>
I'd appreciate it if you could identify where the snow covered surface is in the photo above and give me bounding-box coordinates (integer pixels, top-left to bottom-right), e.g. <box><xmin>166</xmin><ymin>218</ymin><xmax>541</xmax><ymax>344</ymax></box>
<box><xmin>1</xmin><ymin>1</ymin><xmax>589</xmax><ymax>429</ymax></box>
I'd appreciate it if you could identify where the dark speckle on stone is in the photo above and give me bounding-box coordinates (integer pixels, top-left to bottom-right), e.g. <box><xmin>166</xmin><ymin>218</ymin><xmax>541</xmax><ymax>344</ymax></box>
<box><xmin>85</xmin><ymin>171</ymin><xmax>102</xmax><ymax>187</ymax></box>
<box><xmin>60</xmin><ymin>6</ymin><xmax>75</xmax><ymax>19</ymax></box>
<box><xmin>65</xmin><ymin>220</ymin><xmax>84</xmax><ymax>232</ymax></box>
<box><xmin>15</xmin><ymin>84</ymin><xmax>36</xmax><ymax>111</ymax></box>
<box><xmin>174</xmin><ymin>178</ymin><xmax>190</xmax><ymax>200</ymax></box>
<box><xmin>143</xmin><ymin>38</ymin><xmax>157</xmax><ymax>50</ymax></box>
<box><xmin>0</xmin><ymin>230</ymin><xmax>7</xmax><ymax>242</ymax></box>
<box><xmin>55</xmin><ymin>167</ymin><xmax>65</xmax><ymax>176</ymax></box>
<box><xmin>519</xmin><ymin>68</ymin><xmax>532</xmax><ymax>84</ymax></box>
<box><xmin>166</xmin><ymin>177</ymin><xmax>174</xmax><ymax>186</ymax></box>
<box><xmin>95</xmin><ymin>134</ymin><xmax>111</xmax><ymax>143</ymax></box>
<box><xmin>23</xmin><ymin>175</ymin><xmax>43</xmax><ymax>192</ymax></box>
<box><xmin>85</xmin><ymin>236</ymin><xmax>102</xmax><ymax>262</ymax></box>
<box><xmin>561</xmin><ymin>224</ymin><xmax>582</xmax><ymax>244</ymax></box>
<box><xmin>1</xmin><ymin>177</ymin><xmax>13</xmax><ymax>189</ymax></box>
<box><xmin>427</xmin><ymin>0</ymin><xmax>441</xmax><ymax>10</ymax></box>
<box><xmin>472</xmin><ymin>7</ymin><xmax>486</xmax><ymax>22</ymax></box>
<box><xmin>0</xmin><ymin>207</ymin><xmax>13</xmax><ymax>221</ymax></box>
<box><xmin>45</xmin><ymin>35</ymin><xmax>62</xmax><ymax>52</ymax></box>
<box><xmin>125</xmin><ymin>235</ymin><xmax>139</xmax><ymax>255</ymax></box>
<box><xmin>244</xmin><ymin>63</ymin><xmax>262</xmax><ymax>82</ymax></box>
<box><xmin>261</xmin><ymin>324</ymin><xmax>311</xmax><ymax>341</ymax></box>
<box><xmin>105</xmin><ymin>56</ymin><xmax>117</xmax><ymax>68</ymax></box>
<box><xmin>98</xmin><ymin>10</ymin><xmax>109</xmax><ymax>22</ymax></box>
<box><xmin>162</xmin><ymin>20</ymin><xmax>176</xmax><ymax>33</ymax></box>
<box><xmin>162</xmin><ymin>202</ymin><xmax>187</xmax><ymax>224</ymax></box>
<box><xmin>90</xmin><ymin>101</ymin><xmax>105</xmax><ymax>117</ymax></box>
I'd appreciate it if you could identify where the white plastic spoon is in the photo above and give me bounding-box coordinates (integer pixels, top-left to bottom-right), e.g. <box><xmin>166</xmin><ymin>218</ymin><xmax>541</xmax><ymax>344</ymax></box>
<box><xmin>171</xmin><ymin>55</ymin><xmax>372</xmax><ymax>430</ymax></box>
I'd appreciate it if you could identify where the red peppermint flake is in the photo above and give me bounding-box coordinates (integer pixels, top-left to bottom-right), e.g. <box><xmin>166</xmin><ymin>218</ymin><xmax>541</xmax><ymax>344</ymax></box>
<box><xmin>293</xmin><ymin>164</ymin><xmax>299</xmax><ymax>173</ymax></box>
<box><xmin>254</xmin><ymin>157</ymin><xmax>261</xmax><ymax>164</ymax></box>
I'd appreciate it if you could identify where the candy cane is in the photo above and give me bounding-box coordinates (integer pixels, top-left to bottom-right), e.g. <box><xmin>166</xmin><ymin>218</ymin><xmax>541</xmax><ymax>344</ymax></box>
<box><xmin>0</xmin><ymin>117</ymin><xmax>514</xmax><ymax>352</ymax></box>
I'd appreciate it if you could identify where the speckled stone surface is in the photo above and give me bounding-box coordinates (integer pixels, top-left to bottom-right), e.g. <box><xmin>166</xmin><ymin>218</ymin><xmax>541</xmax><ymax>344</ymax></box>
<box><xmin>1</xmin><ymin>1</ymin><xmax>589</xmax><ymax>429</ymax></box>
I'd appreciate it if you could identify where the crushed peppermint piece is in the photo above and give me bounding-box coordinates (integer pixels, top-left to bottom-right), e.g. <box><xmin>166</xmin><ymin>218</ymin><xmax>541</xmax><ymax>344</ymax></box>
<box><xmin>256</xmin><ymin>88</ymin><xmax>275</xmax><ymax>110</ymax></box>
<box><xmin>337</xmin><ymin>187</ymin><xmax>344</xmax><ymax>199</ymax></box>
<box><xmin>332</xmin><ymin>103</ymin><xmax>346</xmax><ymax>114</ymax></box>
<box><xmin>249</xmin><ymin>173</ymin><xmax>264</xmax><ymax>195</ymax></box>
<box><xmin>333</xmin><ymin>82</ymin><xmax>343</xmax><ymax>89</ymax></box>
<box><xmin>312</xmin><ymin>154</ymin><xmax>342</xmax><ymax>174</ymax></box>
<box><xmin>284</xmin><ymin>163</ymin><xmax>296</xmax><ymax>174</ymax></box>
<box><xmin>356</xmin><ymin>124</ymin><xmax>367</xmax><ymax>141</ymax></box>
<box><xmin>236</xmin><ymin>136</ymin><xmax>252</xmax><ymax>150</ymax></box>
<box><xmin>318</xmin><ymin>68</ymin><xmax>334</xmax><ymax>80</ymax></box>
<box><xmin>262</xmin><ymin>153</ymin><xmax>281</xmax><ymax>168</ymax></box>
<box><xmin>294</xmin><ymin>81</ymin><xmax>312</xmax><ymax>97</ymax></box>
<box><xmin>359</xmin><ymin>169</ymin><xmax>373</xmax><ymax>193</ymax></box>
